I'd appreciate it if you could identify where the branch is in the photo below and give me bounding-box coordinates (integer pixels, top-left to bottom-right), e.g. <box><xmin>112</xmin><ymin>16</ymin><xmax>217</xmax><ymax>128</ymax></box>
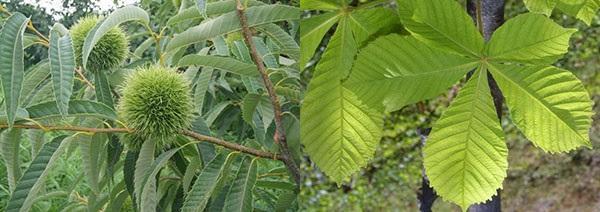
<box><xmin>235</xmin><ymin>0</ymin><xmax>301</xmax><ymax>185</ymax></box>
<box><xmin>182</xmin><ymin>130</ymin><xmax>282</xmax><ymax>160</ymax></box>
<box><xmin>0</xmin><ymin>124</ymin><xmax>280</xmax><ymax>160</ymax></box>
<box><xmin>75</xmin><ymin>67</ymin><xmax>95</xmax><ymax>89</ymax></box>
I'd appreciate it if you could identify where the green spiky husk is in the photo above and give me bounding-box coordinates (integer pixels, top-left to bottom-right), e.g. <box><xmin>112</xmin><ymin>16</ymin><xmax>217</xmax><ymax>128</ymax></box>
<box><xmin>118</xmin><ymin>66</ymin><xmax>195</xmax><ymax>150</ymax></box>
<box><xmin>70</xmin><ymin>16</ymin><xmax>129</xmax><ymax>72</ymax></box>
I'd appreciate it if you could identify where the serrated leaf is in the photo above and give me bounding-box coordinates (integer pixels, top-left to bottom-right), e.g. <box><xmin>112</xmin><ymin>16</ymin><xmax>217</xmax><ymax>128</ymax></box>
<box><xmin>488</xmin><ymin>63</ymin><xmax>593</xmax><ymax>152</ymax></box>
<box><xmin>49</xmin><ymin>24</ymin><xmax>76</xmax><ymax>117</ymax></box>
<box><xmin>486</xmin><ymin>13</ymin><xmax>576</xmax><ymax>64</ymax></box>
<box><xmin>274</xmin><ymin>191</ymin><xmax>297</xmax><ymax>212</ymax></box>
<box><xmin>79</xmin><ymin>133</ymin><xmax>106</xmax><ymax>194</ymax></box>
<box><xmin>94</xmin><ymin>67</ymin><xmax>115</xmax><ymax>108</ymax></box>
<box><xmin>194</xmin><ymin>69</ymin><xmax>213</xmax><ymax>115</ymax></box>
<box><xmin>398</xmin><ymin>0</ymin><xmax>484</xmax><ymax>57</ymax></box>
<box><xmin>556</xmin><ymin>0</ymin><xmax>600</xmax><ymax>25</ymax></box>
<box><xmin>255</xmin><ymin>180</ymin><xmax>295</xmax><ymax>190</ymax></box>
<box><xmin>139</xmin><ymin>146</ymin><xmax>183</xmax><ymax>211</ymax></box>
<box><xmin>299</xmin><ymin>12</ymin><xmax>339</xmax><ymax>69</ymax></box>
<box><xmin>345</xmin><ymin>35</ymin><xmax>478</xmax><ymax>112</ymax></box>
<box><xmin>181</xmin><ymin>152</ymin><xmax>238</xmax><ymax>212</ymax></box>
<box><xmin>242</xmin><ymin>93</ymin><xmax>261</xmax><ymax>125</ymax></box>
<box><xmin>300</xmin><ymin>0</ymin><xmax>342</xmax><ymax>10</ymax></box>
<box><xmin>167</xmin><ymin>0</ymin><xmax>265</xmax><ymax>26</ymax></box>
<box><xmin>347</xmin><ymin>6</ymin><xmax>399</xmax><ymax>45</ymax></box>
<box><xmin>166</xmin><ymin>5</ymin><xmax>300</xmax><ymax>52</ymax></box>
<box><xmin>424</xmin><ymin>69</ymin><xmax>508</xmax><ymax>210</ymax></box>
<box><xmin>178</xmin><ymin>55</ymin><xmax>258</xmax><ymax>76</ymax></box>
<box><xmin>255</xmin><ymin>24</ymin><xmax>300</xmax><ymax>61</ymax></box>
<box><xmin>301</xmin><ymin>16</ymin><xmax>383</xmax><ymax>183</ymax></box>
<box><xmin>26</xmin><ymin>100</ymin><xmax>117</xmax><ymax>120</ymax></box>
<box><xmin>205</xmin><ymin>101</ymin><xmax>230</xmax><ymax>126</ymax></box>
<box><xmin>222</xmin><ymin>157</ymin><xmax>258</xmax><ymax>212</ymax></box>
<box><xmin>0</xmin><ymin>128</ymin><xmax>22</xmax><ymax>193</ymax></box>
<box><xmin>133</xmin><ymin>37</ymin><xmax>153</xmax><ymax>61</ymax></box>
<box><xmin>123</xmin><ymin>151</ymin><xmax>138</xmax><ymax>206</ymax></box>
<box><xmin>0</xmin><ymin>13</ymin><xmax>29</xmax><ymax>127</ymax></box>
<box><xmin>524</xmin><ymin>0</ymin><xmax>557</xmax><ymax>15</ymax></box>
<box><xmin>134</xmin><ymin>140</ymin><xmax>155</xmax><ymax>206</ymax></box>
<box><xmin>82</xmin><ymin>6</ymin><xmax>149</xmax><ymax>70</ymax></box>
<box><xmin>6</xmin><ymin>135</ymin><xmax>71</xmax><ymax>212</ymax></box>
<box><xmin>20</xmin><ymin>60</ymin><xmax>50</xmax><ymax>106</ymax></box>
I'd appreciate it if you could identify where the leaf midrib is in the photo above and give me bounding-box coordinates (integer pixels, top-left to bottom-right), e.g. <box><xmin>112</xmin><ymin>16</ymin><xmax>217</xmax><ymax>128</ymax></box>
<box><xmin>412</xmin><ymin>15</ymin><xmax>481</xmax><ymax>57</ymax></box>
<box><xmin>488</xmin><ymin>30</ymin><xmax>573</xmax><ymax>59</ymax></box>
<box><xmin>349</xmin><ymin>62</ymin><xmax>478</xmax><ymax>85</ymax></box>
<box><xmin>300</xmin><ymin>13</ymin><xmax>340</xmax><ymax>41</ymax></box>
<box><xmin>488</xmin><ymin>64</ymin><xmax>587</xmax><ymax>142</ymax></box>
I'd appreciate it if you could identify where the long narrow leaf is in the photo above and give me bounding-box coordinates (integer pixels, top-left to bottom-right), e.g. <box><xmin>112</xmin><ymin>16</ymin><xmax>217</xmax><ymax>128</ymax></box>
<box><xmin>222</xmin><ymin>157</ymin><xmax>258</xmax><ymax>212</ymax></box>
<box><xmin>26</xmin><ymin>100</ymin><xmax>117</xmax><ymax>120</ymax></box>
<box><xmin>179</xmin><ymin>55</ymin><xmax>258</xmax><ymax>76</ymax></box>
<box><xmin>6</xmin><ymin>135</ymin><xmax>71</xmax><ymax>212</ymax></box>
<box><xmin>49</xmin><ymin>24</ymin><xmax>76</xmax><ymax>116</ymax></box>
<box><xmin>0</xmin><ymin>13</ymin><xmax>29</xmax><ymax>127</ymax></box>
<box><xmin>0</xmin><ymin>129</ymin><xmax>22</xmax><ymax>192</ymax></box>
<box><xmin>181</xmin><ymin>152</ymin><xmax>238</xmax><ymax>212</ymax></box>
<box><xmin>166</xmin><ymin>5</ymin><xmax>300</xmax><ymax>52</ymax></box>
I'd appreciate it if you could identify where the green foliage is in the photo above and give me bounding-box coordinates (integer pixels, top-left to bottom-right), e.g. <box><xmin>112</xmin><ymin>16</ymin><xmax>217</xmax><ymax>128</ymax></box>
<box><xmin>48</xmin><ymin>23</ymin><xmax>75</xmax><ymax>117</ymax></box>
<box><xmin>524</xmin><ymin>0</ymin><xmax>600</xmax><ymax>24</ymax></box>
<box><xmin>302</xmin><ymin>0</ymin><xmax>595</xmax><ymax>210</ymax></box>
<box><xmin>0</xmin><ymin>1</ymin><xmax>301</xmax><ymax>211</ymax></box>
<box><xmin>0</xmin><ymin>13</ymin><xmax>29</xmax><ymax>127</ymax></box>
<box><xmin>118</xmin><ymin>66</ymin><xmax>194</xmax><ymax>150</ymax></box>
<box><xmin>70</xmin><ymin>16</ymin><xmax>128</xmax><ymax>72</ymax></box>
<box><xmin>300</xmin><ymin>0</ymin><xmax>399</xmax><ymax>184</ymax></box>
<box><xmin>424</xmin><ymin>69</ymin><xmax>508</xmax><ymax>209</ymax></box>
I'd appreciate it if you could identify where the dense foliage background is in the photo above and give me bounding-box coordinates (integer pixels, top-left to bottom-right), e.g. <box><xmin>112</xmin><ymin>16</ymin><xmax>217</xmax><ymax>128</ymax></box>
<box><xmin>300</xmin><ymin>0</ymin><xmax>600</xmax><ymax>211</ymax></box>
<box><xmin>0</xmin><ymin>0</ymin><xmax>302</xmax><ymax>211</ymax></box>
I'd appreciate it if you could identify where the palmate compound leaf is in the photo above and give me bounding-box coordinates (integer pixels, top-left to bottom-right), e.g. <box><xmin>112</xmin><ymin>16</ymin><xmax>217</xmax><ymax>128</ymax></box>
<box><xmin>488</xmin><ymin>63</ymin><xmax>593</xmax><ymax>152</ymax></box>
<box><xmin>424</xmin><ymin>69</ymin><xmax>508</xmax><ymax>211</ymax></box>
<box><xmin>345</xmin><ymin>34</ymin><xmax>478</xmax><ymax>112</ymax></box>
<box><xmin>300</xmin><ymin>17</ymin><xmax>383</xmax><ymax>183</ymax></box>
<box><xmin>486</xmin><ymin>13</ymin><xmax>576</xmax><ymax>65</ymax></box>
<box><xmin>397</xmin><ymin>0</ymin><xmax>484</xmax><ymax>57</ymax></box>
<box><xmin>300</xmin><ymin>6</ymin><xmax>398</xmax><ymax>69</ymax></box>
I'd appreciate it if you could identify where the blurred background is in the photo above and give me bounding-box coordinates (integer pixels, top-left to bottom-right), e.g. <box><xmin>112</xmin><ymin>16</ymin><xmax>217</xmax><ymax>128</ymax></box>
<box><xmin>300</xmin><ymin>0</ymin><xmax>600</xmax><ymax>211</ymax></box>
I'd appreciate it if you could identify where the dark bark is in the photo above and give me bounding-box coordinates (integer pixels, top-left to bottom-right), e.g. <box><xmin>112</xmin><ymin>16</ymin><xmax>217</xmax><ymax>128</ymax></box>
<box><xmin>418</xmin><ymin>128</ymin><xmax>436</xmax><ymax>212</ymax></box>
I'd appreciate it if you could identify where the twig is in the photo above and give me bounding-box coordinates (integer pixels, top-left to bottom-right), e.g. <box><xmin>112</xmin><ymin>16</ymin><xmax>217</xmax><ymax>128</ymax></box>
<box><xmin>27</xmin><ymin>21</ymin><xmax>49</xmax><ymax>43</ymax></box>
<box><xmin>0</xmin><ymin>5</ymin><xmax>50</xmax><ymax>43</ymax></box>
<box><xmin>0</xmin><ymin>124</ymin><xmax>280</xmax><ymax>160</ymax></box>
<box><xmin>235</xmin><ymin>0</ymin><xmax>301</xmax><ymax>186</ymax></box>
<box><xmin>182</xmin><ymin>130</ymin><xmax>282</xmax><ymax>160</ymax></box>
<box><xmin>75</xmin><ymin>67</ymin><xmax>95</xmax><ymax>89</ymax></box>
